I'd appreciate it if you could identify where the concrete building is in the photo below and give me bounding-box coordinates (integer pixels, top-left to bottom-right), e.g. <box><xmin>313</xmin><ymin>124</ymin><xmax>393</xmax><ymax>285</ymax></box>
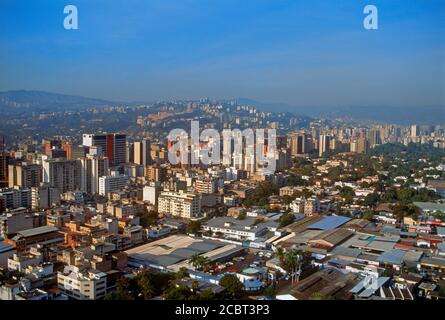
<box><xmin>158</xmin><ymin>191</ymin><xmax>201</xmax><ymax>219</ymax></box>
<box><xmin>133</xmin><ymin>139</ymin><xmax>151</xmax><ymax>166</ymax></box>
<box><xmin>57</xmin><ymin>265</ymin><xmax>107</xmax><ymax>300</ymax></box>
<box><xmin>98</xmin><ymin>173</ymin><xmax>129</xmax><ymax>196</ymax></box>
<box><xmin>0</xmin><ymin>188</ymin><xmax>31</xmax><ymax>211</ymax></box>
<box><xmin>31</xmin><ymin>183</ymin><xmax>61</xmax><ymax>210</ymax></box>
<box><xmin>143</xmin><ymin>183</ymin><xmax>161</xmax><ymax>206</ymax></box>
<box><xmin>43</xmin><ymin>158</ymin><xmax>82</xmax><ymax>193</ymax></box>
<box><xmin>82</xmin><ymin>133</ymin><xmax>126</xmax><ymax>166</ymax></box>
<box><xmin>80</xmin><ymin>154</ymin><xmax>109</xmax><ymax>194</ymax></box>
<box><xmin>8</xmin><ymin>163</ymin><xmax>42</xmax><ymax>189</ymax></box>
<box><xmin>195</xmin><ymin>176</ymin><xmax>218</xmax><ymax>194</ymax></box>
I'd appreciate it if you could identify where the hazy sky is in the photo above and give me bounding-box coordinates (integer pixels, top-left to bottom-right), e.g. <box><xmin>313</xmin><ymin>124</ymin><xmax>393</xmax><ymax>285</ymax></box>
<box><xmin>0</xmin><ymin>0</ymin><xmax>444</xmax><ymax>109</ymax></box>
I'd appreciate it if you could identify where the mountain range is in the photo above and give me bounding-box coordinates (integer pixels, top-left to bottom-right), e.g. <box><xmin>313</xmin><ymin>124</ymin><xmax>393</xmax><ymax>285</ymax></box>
<box><xmin>0</xmin><ymin>90</ymin><xmax>443</xmax><ymax>124</ymax></box>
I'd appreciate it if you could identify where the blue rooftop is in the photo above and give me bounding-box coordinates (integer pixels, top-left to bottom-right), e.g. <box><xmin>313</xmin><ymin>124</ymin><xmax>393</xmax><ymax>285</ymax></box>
<box><xmin>307</xmin><ymin>216</ymin><xmax>351</xmax><ymax>230</ymax></box>
<box><xmin>0</xmin><ymin>241</ymin><xmax>15</xmax><ymax>253</ymax></box>
<box><xmin>377</xmin><ymin>249</ymin><xmax>406</xmax><ymax>265</ymax></box>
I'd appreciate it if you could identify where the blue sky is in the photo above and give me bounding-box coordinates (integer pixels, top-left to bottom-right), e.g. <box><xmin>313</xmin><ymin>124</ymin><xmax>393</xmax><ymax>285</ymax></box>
<box><xmin>0</xmin><ymin>0</ymin><xmax>444</xmax><ymax>109</ymax></box>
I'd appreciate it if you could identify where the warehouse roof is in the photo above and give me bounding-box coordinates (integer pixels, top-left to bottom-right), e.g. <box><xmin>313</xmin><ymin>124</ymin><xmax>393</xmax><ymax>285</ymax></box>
<box><xmin>17</xmin><ymin>226</ymin><xmax>59</xmax><ymax>238</ymax></box>
<box><xmin>308</xmin><ymin>216</ymin><xmax>351</xmax><ymax>230</ymax></box>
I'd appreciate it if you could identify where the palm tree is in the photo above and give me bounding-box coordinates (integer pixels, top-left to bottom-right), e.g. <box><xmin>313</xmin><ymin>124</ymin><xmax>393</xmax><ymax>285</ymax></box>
<box><xmin>281</xmin><ymin>250</ymin><xmax>303</xmax><ymax>284</ymax></box>
<box><xmin>188</xmin><ymin>254</ymin><xmax>210</xmax><ymax>271</ymax></box>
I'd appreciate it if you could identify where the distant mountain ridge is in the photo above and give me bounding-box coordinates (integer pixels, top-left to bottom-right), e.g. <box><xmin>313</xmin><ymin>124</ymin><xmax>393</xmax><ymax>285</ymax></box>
<box><xmin>0</xmin><ymin>90</ymin><xmax>117</xmax><ymax>115</ymax></box>
<box><xmin>0</xmin><ymin>90</ymin><xmax>442</xmax><ymax>124</ymax></box>
<box><xmin>236</xmin><ymin>98</ymin><xmax>445</xmax><ymax>125</ymax></box>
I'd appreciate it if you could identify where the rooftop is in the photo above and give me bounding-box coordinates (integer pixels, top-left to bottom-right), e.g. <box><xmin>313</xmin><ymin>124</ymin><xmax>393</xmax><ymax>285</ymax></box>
<box><xmin>17</xmin><ymin>226</ymin><xmax>59</xmax><ymax>238</ymax></box>
<box><xmin>308</xmin><ymin>216</ymin><xmax>351</xmax><ymax>230</ymax></box>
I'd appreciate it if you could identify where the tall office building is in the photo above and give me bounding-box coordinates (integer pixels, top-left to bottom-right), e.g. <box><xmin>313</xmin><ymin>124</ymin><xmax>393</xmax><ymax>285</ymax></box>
<box><xmin>368</xmin><ymin>129</ymin><xmax>382</xmax><ymax>148</ymax></box>
<box><xmin>290</xmin><ymin>132</ymin><xmax>308</xmax><ymax>156</ymax></box>
<box><xmin>82</xmin><ymin>133</ymin><xmax>126</xmax><ymax>166</ymax></box>
<box><xmin>318</xmin><ymin>135</ymin><xmax>331</xmax><ymax>157</ymax></box>
<box><xmin>0</xmin><ymin>136</ymin><xmax>8</xmax><ymax>188</ymax></box>
<box><xmin>43</xmin><ymin>158</ymin><xmax>82</xmax><ymax>193</ymax></box>
<box><xmin>8</xmin><ymin>163</ymin><xmax>42</xmax><ymax>188</ymax></box>
<box><xmin>133</xmin><ymin>139</ymin><xmax>151</xmax><ymax>166</ymax></box>
<box><xmin>80</xmin><ymin>154</ymin><xmax>109</xmax><ymax>195</ymax></box>
<box><xmin>356</xmin><ymin>136</ymin><xmax>369</xmax><ymax>154</ymax></box>
<box><xmin>411</xmin><ymin>124</ymin><xmax>419</xmax><ymax>138</ymax></box>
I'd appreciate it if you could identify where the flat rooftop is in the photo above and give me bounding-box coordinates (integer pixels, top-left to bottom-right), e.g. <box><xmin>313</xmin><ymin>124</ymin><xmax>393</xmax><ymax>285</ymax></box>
<box><xmin>308</xmin><ymin>216</ymin><xmax>351</xmax><ymax>230</ymax></box>
<box><xmin>125</xmin><ymin>235</ymin><xmax>243</xmax><ymax>271</ymax></box>
<box><xmin>17</xmin><ymin>226</ymin><xmax>59</xmax><ymax>238</ymax></box>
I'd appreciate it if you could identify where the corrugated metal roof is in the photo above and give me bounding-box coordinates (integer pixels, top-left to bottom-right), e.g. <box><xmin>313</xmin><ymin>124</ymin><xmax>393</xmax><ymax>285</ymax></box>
<box><xmin>17</xmin><ymin>226</ymin><xmax>59</xmax><ymax>238</ymax></box>
<box><xmin>0</xmin><ymin>241</ymin><xmax>15</xmax><ymax>253</ymax></box>
<box><xmin>308</xmin><ymin>216</ymin><xmax>351</xmax><ymax>230</ymax></box>
<box><xmin>377</xmin><ymin>249</ymin><xmax>406</xmax><ymax>265</ymax></box>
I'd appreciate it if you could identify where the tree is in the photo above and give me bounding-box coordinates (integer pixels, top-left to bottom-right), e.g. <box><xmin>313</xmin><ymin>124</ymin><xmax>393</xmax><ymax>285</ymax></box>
<box><xmin>140</xmin><ymin>210</ymin><xmax>158</xmax><ymax>228</ymax></box>
<box><xmin>198</xmin><ymin>288</ymin><xmax>216</xmax><ymax>300</ymax></box>
<box><xmin>339</xmin><ymin>186</ymin><xmax>355</xmax><ymax>199</ymax></box>
<box><xmin>104</xmin><ymin>289</ymin><xmax>133</xmax><ymax>300</ymax></box>
<box><xmin>281</xmin><ymin>195</ymin><xmax>294</xmax><ymax>205</ymax></box>
<box><xmin>188</xmin><ymin>254</ymin><xmax>210</xmax><ymax>271</ymax></box>
<box><xmin>186</xmin><ymin>220</ymin><xmax>201</xmax><ymax>234</ymax></box>
<box><xmin>136</xmin><ymin>271</ymin><xmax>156</xmax><ymax>299</ymax></box>
<box><xmin>243</xmin><ymin>181</ymin><xmax>279</xmax><ymax>207</ymax></box>
<box><xmin>281</xmin><ymin>250</ymin><xmax>303</xmax><ymax>284</ymax></box>
<box><xmin>263</xmin><ymin>284</ymin><xmax>277</xmax><ymax>298</ymax></box>
<box><xmin>278</xmin><ymin>212</ymin><xmax>295</xmax><ymax>228</ymax></box>
<box><xmin>164</xmin><ymin>285</ymin><xmax>191</xmax><ymax>300</ymax></box>
<box><xmin>219</xmin><ymin>274</ymin><xmax>244</xmax><ymax>298</ymax></box>
<box><xmin>382</xmin><ymin>188</ymin><xmax>398</xmax><ymax>203</ymax></box>
<box><xmin>175</xmin><ymin>267</ymin><xmax>189</xmax><ymax>280</ymax></box>
<box><xmin>361</xmin><ymin>210</ymin><xmax>375</xmax><ymax>220</ymax></box>
<box><xmin>363</xmin><ymin>193</ymin><xmax>380</xmax><ymax>207</ymax></box>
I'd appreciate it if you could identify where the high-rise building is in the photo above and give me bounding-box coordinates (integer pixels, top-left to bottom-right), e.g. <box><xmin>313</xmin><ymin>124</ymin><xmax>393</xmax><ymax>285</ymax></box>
<box><xmin>71</xmin><ymin>145</ymin><xmax>89</xmax><ymax>160</ymax></box>
<box><xmin>82</xmin><ymin>133</ymin><xmax>126</xmax><ymax>166</ymax></box>
<box><xmin>31</xmin><ymin>183</ymin><xmax>61</xmax><ymax>209</ymax></box>
<box><xmin>411</xmin><ymin>124</ymin><xmax>419</xmax><ymax>138</ymax></box>
<box><xmin>355</xmin><ymin>136</ymin><xmax>368</xmax><ymax>154</ymax></box>
<box><xmin>290</xmin><ymin>132</ymin><xmax>308</xmax><ymax>156</ymax></box>
<box><xmin>368</xmin><ymin>129</ymin><xmax>382</xmax><ymax>148</ymax></box>
<box><xmin>80</xmin><ymin>154</ymin><xmax>109</xmax><ymax>195</ymax></box>
<box><xmin>145</xmin><ymin>164</ymin><xmax>167</xmax><ymax>182</ymax></box>
<box><xmin>133</xmin><ymin>139</ymin><xmax>151</xmax><ymax>166</ymax></box>
<box><xmin>8</xmin><ymin>163</ymin><xmax>42</xmax><ymax>189</ymax></box>
<box><xmin>318</xmin><ymin>135</ymin><xmax>331</xmax><ymax>157</ymax></box>
<box><xmin>43</xmin><ymin>159</ymin><xmax>82</xmax><ymax>193</ymax></box>
<box><xmin>0</xmin><ymin>137</ymin><xmax>9</xmax><ymax>188</ymax></box>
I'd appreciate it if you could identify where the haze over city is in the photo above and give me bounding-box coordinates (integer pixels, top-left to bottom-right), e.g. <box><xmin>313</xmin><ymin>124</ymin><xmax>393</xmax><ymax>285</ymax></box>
<box><xmin>0</xmin><ymin>0</ymin><xmax>444</xmax><ymax>110</ymax></box>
